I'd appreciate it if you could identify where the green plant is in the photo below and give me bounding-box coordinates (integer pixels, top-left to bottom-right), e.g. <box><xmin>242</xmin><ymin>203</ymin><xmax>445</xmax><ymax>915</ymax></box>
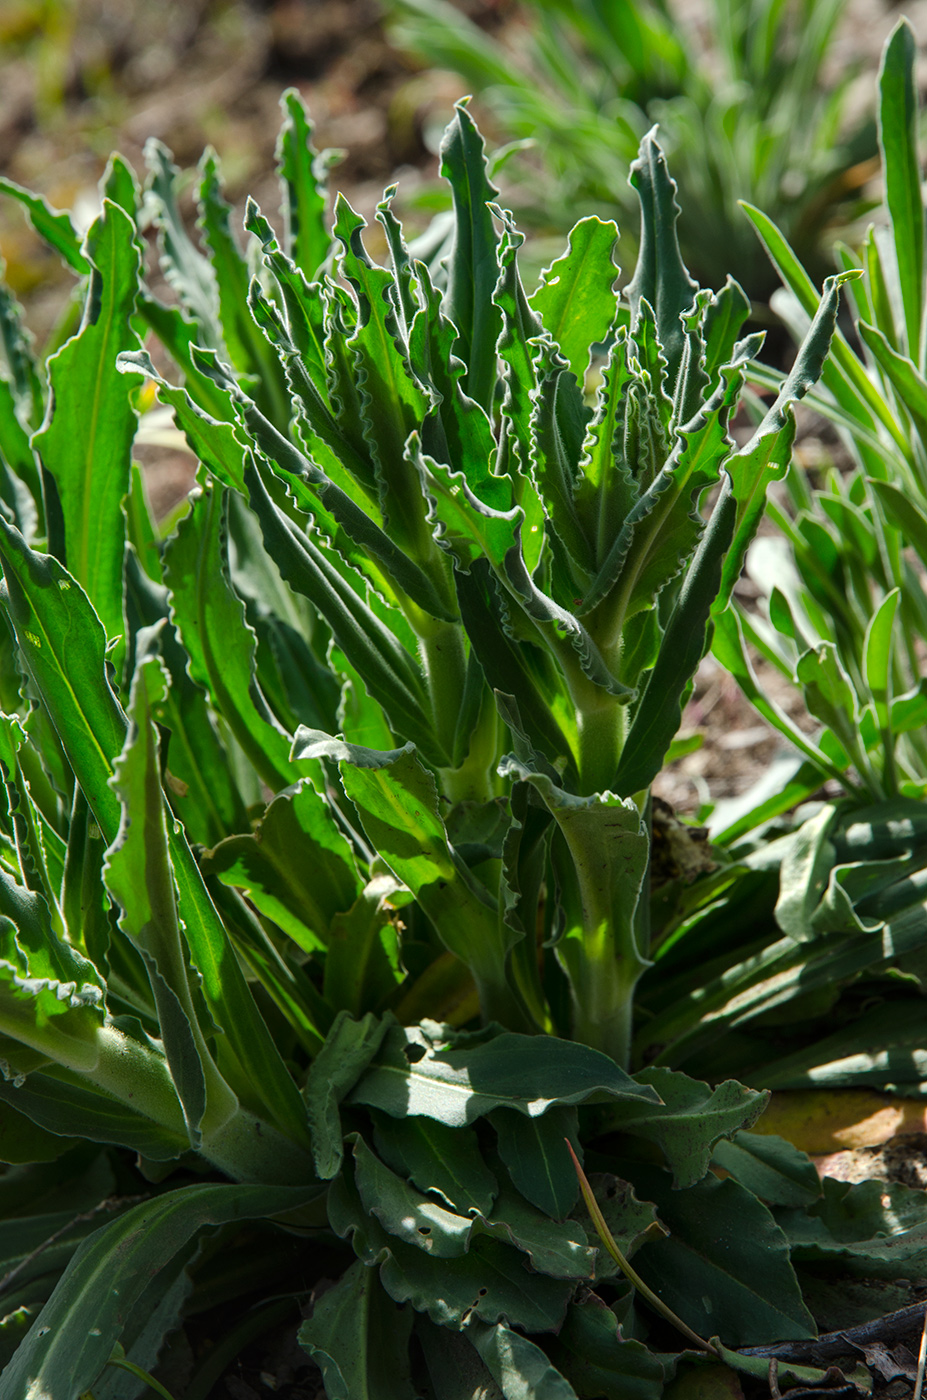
<box><xmin>386</xmin><ymin>0</ymin><xmax>877</xmax><ymax>302</ymax></box>
<box><xmin>0</xmin><ymin>90</ymin><xmax>922</xmax><ymax>1399</ymax></box>
<box><xmin>662</xmin><ymin>16</ymin><xmax>927</xmax><ymax>1100</ymax></box>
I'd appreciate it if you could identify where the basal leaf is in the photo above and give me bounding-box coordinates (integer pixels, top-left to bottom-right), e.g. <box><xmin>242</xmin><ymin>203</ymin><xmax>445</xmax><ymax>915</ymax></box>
<box><xmin>467</xmin><ymin>1320</ymin><xmax>579</xmax><ymax>1400</ymax></box>
<box><xmin>490</xmin><ymin>1104</ymin><xmax>580</xmax><ymax>1220</ymax></box>
<box><xmin>603</xmin><ymin>1066</ymin><xmax>768</xmax><ymax>1189</ymax></box>
<box><xmin>627</xmin><ymin>1168</ymin><xmax>816</xmax><ymax>1346</ymax></box>
<box><xmin>348</xmin><ymin>1022</ymin><xmax>660</xmax><ymax>1126</ymax></box>
<box><xmin>372</xmin><ymin>1108</ymin><xmax>498</xmax><ymax>1217</ymax></box>
<box><xmin>330</xmin><ymin>1168</ymin><xmax>574</xmax><ymax>1333</ymax></box>
<box><xmin>348</xmin><ymin>1132</ymin><xmax>474</xmax><ymax>1258</ymax></box>
<box><xmin>548</xmin><ymin>1297</ymin><xmax>665</xmax><ymax>1400</ymax></box>
<box><xmin>299</xmin><ymin>1260</ymin><xmax>417</xmax><ymax>1400</ymax></box>
<box><xmin>711</xmin><ymin>1132</ymin><xmax>822</xmax><ymax>1209</ymax></box>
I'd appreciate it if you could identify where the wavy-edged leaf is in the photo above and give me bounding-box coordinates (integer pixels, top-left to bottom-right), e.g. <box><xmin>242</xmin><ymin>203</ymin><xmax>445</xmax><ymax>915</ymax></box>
<box><xmin>626</xmin><ymin>130</ymin><xmax>698</xmax><ymax>387</ymax></box>
<box><xmin>329</xmin><ymin>1167</ymin><xmax>574</xmax><ymax>1333</ymax></box>
<box><xmin>276</xmin><ymin>86</ymin><xmax>337</xmax><ymax>281</ymax></box>
<box><xmin>604</xmin><ymin>1067</ymin><xmax>768</xmax><ymax>1189</ymax></box>
<box><xmin>348</xmin><ymin>1131</ymin><xmax>474</xmax><ymax>1257</ymax></box>
<box><xmin>440</xmin><ymin>101</ymin><xmax>503</xmax><ymax>412</ymax></box>
<box><xmin>348</xmin><ymin>1022</ymin><xmax>660</xmax><ymax>1126</ymax></box>
<box><xmin>323</xmin><ymin>875</ymin><xmax>405</xmax><ymax>1017</ymax></box>
<box><xmin>334</xmin><ymin>196</ymin><xmax>435</xmax><ymax>562</ymax></box>
<box><xmin>626</xmin><ymin>1167</ymin><xmax>816</xmax><ymax>1346</ymax></box>
<box><xmin>291</xmin><ymin>729</ymin><xmax>510</xmax><ymax>999</ymax></box>
<box><xmin>529</xmin><ymin>217</ymin><xmax>620</xmax><ymax>385</ymax></box>
<box><xmin>103</xmin><ymin>655</ymin><xmax>237</xmax><ymax>1147</ymax></box>
<box><xmin>548</xmin><ymin>1296</ymin><xmax>665</xmax><ymax>1400</ymax></box>
<box><xmin>144</xmin><ymin>138</ymin><xmax>220</xmax><ymax>345</ymax></box>
<box><xmin>302</xmin><ymin>1010</ymin><xmax>393</xmax><ymax>1179</ymax></box>
<box><xmin>0</xmin><ymin>520</ymin><xmax>311</xmax><ymax>1153</ymax></box>
<box><xmin>32</xmin><ymin>199</ymin><xmax>142</xmax><ymax>653</ymax></box>
<box><xmin>245</xmin><ymin>457</ymin><xmax>440</xmax><ymax>759</ymax></box>
<box><xmin>201</xmin><ymin>777</ymin><xmax>361</xmax><ymax>954</ymax></box>
<box><xmin>497</xmin><ymin>757</ymin><xmax>649</xmax><ymax>1057</ymax></box>
<box><xmin>0</xmin><ymin>178</ymin><xmax>89</xmax><ymax>274</ymax></box>
<box><xmin>163</xmin><ymin>481</ymin><xmax>298</xmax><ymax>793</ymax></box>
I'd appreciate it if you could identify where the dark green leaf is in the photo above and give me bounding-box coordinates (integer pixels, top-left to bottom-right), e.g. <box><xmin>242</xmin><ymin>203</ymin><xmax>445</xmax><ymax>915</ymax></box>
<box><xmin>604</xmin><ymin>1067</ymin><xmax>767</xmax><ymax>1188</ymax></box>
<box><xmin>490</xmin><ymin>1104</ymin><xmax>580</xmax><ymax>1219</ymax></box>
<box><xmin>711</xmin><ymin>1132</ymin><xmax>822</xmax><ymax>1209</ymax></box>
<box><xmin>0</xmin><ymin>1179</ymin><xmax>323</xmax><ymax>1400</ymax></box>
<box><xmin>549</xmin><ymin>1296</ymin><xmax>665</xmax><ymax>1400</ymax></box>
<box><xmin>467</xmin><ymin>1320</ymin><xmax>579</xmax><ymax>1399</ymax></box>
<box><xmin>349</xmin><ymin>1022</ymin><xmax>660</xmax><ymax>1126</ymax></box>
<box><xmin>299</xmin><ymin>1260</ymin><xmax>417</xmax><ymax>1400</ymax></box>
<box><xmin>302</xmin><ymin>1011</ymin><xmax>394</xmax><ymax>1179</ymax></box>
<box><xmin>372</xmin><ymin>1109</ymin><xmax>498</xmax><ymax>1217</ymax></box>
<box><xmin>628</xmin><ymin>1169</ymin><xmax>816</xmax><ymax>1346</ymax></box>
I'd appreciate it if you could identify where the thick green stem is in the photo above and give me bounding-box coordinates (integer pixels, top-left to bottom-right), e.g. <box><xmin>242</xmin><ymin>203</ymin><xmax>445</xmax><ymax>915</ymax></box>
<box><xmin>418</xmin><ymin>617</ymin><xmax>469</xmax><ymax>760</ymax></box>
<box><xmin>575</xmin><ymin>689</ymin><xmax>628</xmax><ymax>797</ymax></box>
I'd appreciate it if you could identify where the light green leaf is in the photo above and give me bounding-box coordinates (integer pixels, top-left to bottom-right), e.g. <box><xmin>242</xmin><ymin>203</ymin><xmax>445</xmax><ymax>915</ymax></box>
<box><xmin>104</xmin><ymin>656</ymin><xmax>236</xmax><ymax>1147</ymax></box>
<box><xmin>529</xmin><ymin>218</ymin><xmax>619</xmax><ymax>385</ymax></box>
<box><xmin>32</xmin><ymin>199</ymin><xmax>142</xmax><ymax>655</ymax></box>
<box><xmin>163</xmin><ymin>481</ymin><xmax>298</xmax><ymax>793</ymax></box>
<box><xmin>440</xmin><ymin>101</ymin><xmax>503</xmax><ymax>412</ymax></box>
<box><xmin>202</xmin><ymin>778</ymin><xmax>361</xmax><ymax>956</ymax></box>
<box><xmin>293</xmin><ymin>731</ymin><xmax>510</xmax><ymax>1003</ymax></box>
<box><xmin>0</xmin><ymin>177</ymin><xmax>89</xmax><ymax>274</ymax></box>
<box><xmin>879</xmin><ymin>19</ymin><xmax>924</xmax><ymax>364</ymax></box>
<box><xmin>276</xmin><ymin>87</ymin><xmax>337</xmax><ymax>281</ymax></box>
